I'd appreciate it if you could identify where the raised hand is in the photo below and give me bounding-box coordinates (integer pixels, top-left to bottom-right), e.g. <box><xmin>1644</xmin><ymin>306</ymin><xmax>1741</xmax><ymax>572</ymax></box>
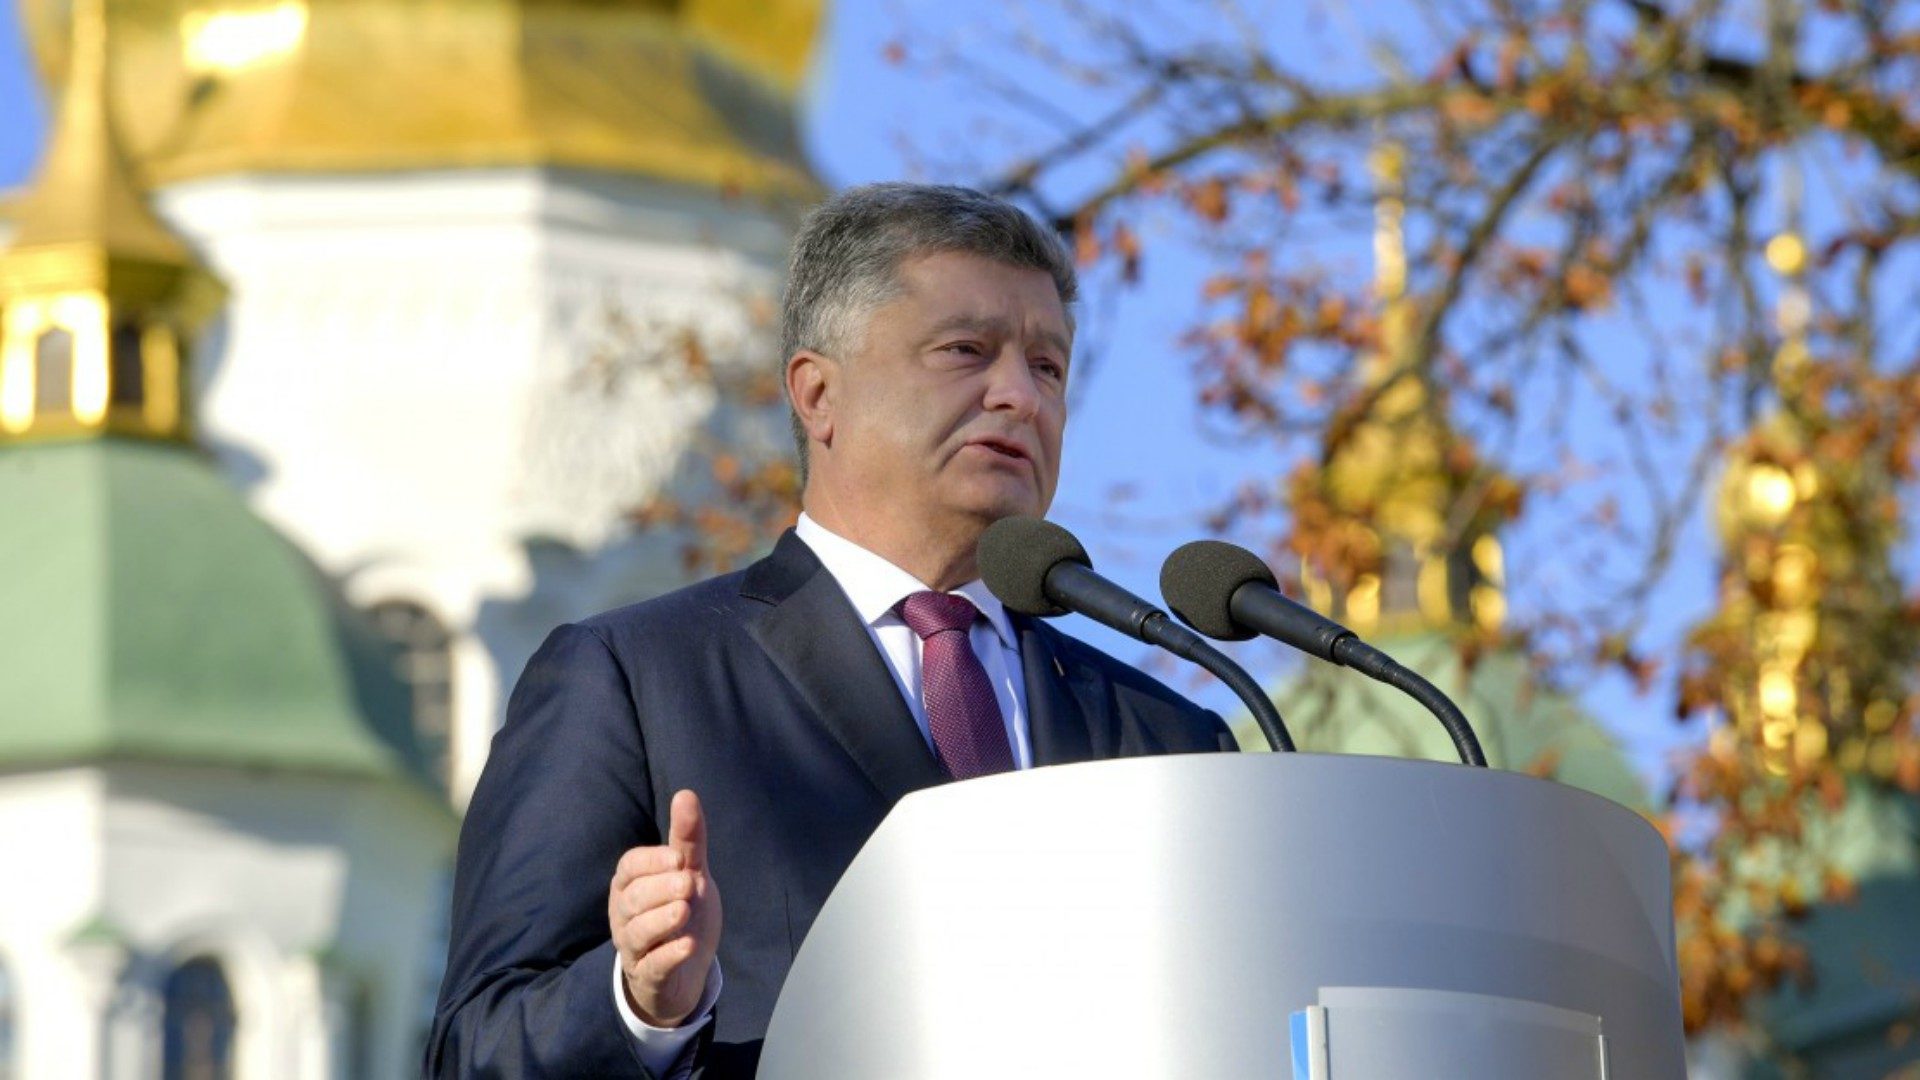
<box><xmin>608</xmin><ymin>789</ymin><xmax>724</xmax><ymax>1027</ymax></box>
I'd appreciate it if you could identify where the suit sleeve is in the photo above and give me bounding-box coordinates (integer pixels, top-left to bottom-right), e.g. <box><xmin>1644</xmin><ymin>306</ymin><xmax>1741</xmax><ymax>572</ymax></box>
<box><xmin>426</xmin><ymin>622</ymin><xmax>687</xmax><ymax>1079</ymax></box>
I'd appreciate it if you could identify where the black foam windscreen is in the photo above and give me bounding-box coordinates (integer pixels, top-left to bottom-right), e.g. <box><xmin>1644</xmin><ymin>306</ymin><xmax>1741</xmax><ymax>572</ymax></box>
<box><xmin>977</xmin><ymin>515</ymin><xmax>1090</xmax><ymax>616</ymax></box>
<box><xmin>1159</xmin><ymin>539</ymin><xmax>1277</xmax><ymax>641</ymax></box>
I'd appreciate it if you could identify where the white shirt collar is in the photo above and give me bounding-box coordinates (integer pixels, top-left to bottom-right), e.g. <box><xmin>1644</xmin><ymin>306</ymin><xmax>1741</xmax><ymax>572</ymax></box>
<box><xmin>793</xmin><ymin>512</ymin><xmax>1018</xmax><ymax>649</ymax></box>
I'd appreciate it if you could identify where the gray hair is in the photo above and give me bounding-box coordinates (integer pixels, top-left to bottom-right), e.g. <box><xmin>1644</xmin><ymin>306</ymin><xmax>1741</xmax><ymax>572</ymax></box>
<box><xmin>780</xmin><ymin>182</ymin><xmax>1079</xmax><ymax>479</ymax></box>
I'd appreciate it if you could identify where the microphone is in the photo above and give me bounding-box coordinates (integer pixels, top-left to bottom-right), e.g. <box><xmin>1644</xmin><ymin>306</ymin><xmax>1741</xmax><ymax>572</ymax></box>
<box><xmin>1159</xmin><ymin>539</ymin><xmax>1488</xmax><ymax>768</ymax></box>
<box><xmin>977</xmin><ymin>516</ymin><xmax>1295</xmax><ymax>754</ymax></box>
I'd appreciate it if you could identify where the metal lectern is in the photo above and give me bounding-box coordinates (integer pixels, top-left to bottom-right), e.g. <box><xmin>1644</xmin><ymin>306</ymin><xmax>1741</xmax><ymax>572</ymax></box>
<box><xmin>758</xmin><ymin>753</ymin><xmax>1686</xmax><ymax>1079</ymax></box>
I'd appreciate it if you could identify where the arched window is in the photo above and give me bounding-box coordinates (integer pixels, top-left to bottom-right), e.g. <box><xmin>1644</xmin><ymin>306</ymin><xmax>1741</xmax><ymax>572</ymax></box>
<box><xmin>162</xmin><ymin>957</ymin><xmax>235</xmax><ymax>1080</ymax></box>
<box><xmin>0</xmin><ymin>953</ymin><xmax>16</xmax><ymax>1080</ymax></box>
<box><xmin>367</xmin><ymin>601</ymin><xmax>455</xmax><ymax>790</ymax></box>
<box><xmin>109</xmin><ymin>322</ymin><xmax>146</xmax><ymax>408</ymax></box>
<box><xmin>33</xmin><ymin>327</ymin><xmax>74</xmax><ymax>413</ymax></box>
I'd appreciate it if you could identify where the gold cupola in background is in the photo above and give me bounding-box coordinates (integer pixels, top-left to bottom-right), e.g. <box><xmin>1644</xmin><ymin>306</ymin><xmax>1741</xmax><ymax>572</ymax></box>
<box><xmin>1266</xmin><ymin>140</ymin><xmax>1643</xmax><ymax>806</ymax></box>
<box><xmin>1298</xmin><ymin>139</ymin><xmax>1517</xmax><ymax>637</ymax></box>
<box><xmin>16</xmin><ymin>0</ymin><xmax>825</xmax><ymax>200</ymax></box>
<box><xmin>0</xmin><ymin>0</ymin><xmax>224</xmax><ymax>443</ymax></box>
<box><xmin>1698</xmin><ymin>168</ymin><xmax>1917</xmax><ymax>781</ymax></box>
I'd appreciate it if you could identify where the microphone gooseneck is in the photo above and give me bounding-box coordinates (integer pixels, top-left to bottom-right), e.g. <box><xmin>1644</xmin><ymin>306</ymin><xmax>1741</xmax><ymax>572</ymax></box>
<box><xmin>1325</xmin><ymin>636</ymin><xmax>1486</xmax><ymax>768</ymax></box>
<box><xmin>1160</xmin><ymin>539</ymin><xmax>1488</xmax><ymax>768</ymax></box>
<box><xmin>979</xmin><ymin>517</ymin><xmax>1295</xmax><ymax>754</ymax></box>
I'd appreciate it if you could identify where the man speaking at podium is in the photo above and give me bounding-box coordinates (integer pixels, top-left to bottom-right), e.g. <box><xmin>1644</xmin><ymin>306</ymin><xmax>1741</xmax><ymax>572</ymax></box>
<box><xmin>427</xmin><ymin>183</ymin><xmax>1236</xmax><ymax>1079</ymax></box>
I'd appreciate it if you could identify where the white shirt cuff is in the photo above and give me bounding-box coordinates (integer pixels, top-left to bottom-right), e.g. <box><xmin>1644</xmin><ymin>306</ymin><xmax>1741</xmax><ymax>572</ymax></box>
<box><xmin>613</xmin><ymin>953</ymin><xmax>723</xmax><ymax>1078</ymax></box>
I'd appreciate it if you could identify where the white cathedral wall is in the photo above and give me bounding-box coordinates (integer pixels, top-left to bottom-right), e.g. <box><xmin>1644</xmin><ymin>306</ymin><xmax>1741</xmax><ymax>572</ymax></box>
<box><xmin>0</xmin><ymin>763</ymin><xmax>452</xmax><ymax>1079</ymax></box>
<box><xmin>0</xmin><ymin>769</ymin><xmax>109</xmax><ymax>1080</ymax></box>
<box><xmin>97</xmin><ymin>763</ymin><xmax>454</xmax><ymax>1080</ymax></box>
<box><xmin>153</xmin><ymin>169</ymin><xmax>795</xmax><ymax>807</ymax></box>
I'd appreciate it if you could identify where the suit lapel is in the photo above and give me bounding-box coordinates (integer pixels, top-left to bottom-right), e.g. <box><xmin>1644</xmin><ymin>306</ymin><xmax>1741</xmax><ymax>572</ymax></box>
<box><xmin>1016</xmin><ymin>616</ymin><xmax>1099</xmax><ymax>767</ymax></box>
<box><xmin>743</xmin><ymin>531</ymin><xmax>948</xmax><ymax>805</ymax></box>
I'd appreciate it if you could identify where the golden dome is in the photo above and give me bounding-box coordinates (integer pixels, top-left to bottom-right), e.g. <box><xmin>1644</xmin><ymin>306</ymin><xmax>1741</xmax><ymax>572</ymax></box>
<box><xmin>2</xmin><ymin>0</ymin><xmax>222</xmax><ymax>443</ymax></box>
<box><xmin>19</xmin><ymin>0</ymin><xmax>823</xmax><ymax>199</ymax></box>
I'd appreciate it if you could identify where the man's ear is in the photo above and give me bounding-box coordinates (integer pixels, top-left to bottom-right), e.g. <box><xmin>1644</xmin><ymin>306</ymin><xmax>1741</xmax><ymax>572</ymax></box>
<box><xmin>786</xmin><ymin>350</ymin><xmax>836</xmax><ymax>447</ymax></box>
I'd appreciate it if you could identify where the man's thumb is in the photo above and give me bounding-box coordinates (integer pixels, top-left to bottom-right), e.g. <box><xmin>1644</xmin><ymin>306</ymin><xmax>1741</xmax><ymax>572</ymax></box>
<box><xmin>668</xmin><ymin>789</ymin><xmax>706</xmax><ymax>871</ymax></box>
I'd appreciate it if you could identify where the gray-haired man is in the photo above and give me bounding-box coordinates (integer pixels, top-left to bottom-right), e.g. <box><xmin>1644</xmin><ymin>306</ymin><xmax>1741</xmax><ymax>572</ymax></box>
<box><xmin>428</xmin><ymin>183</ymin><xmax>1234</xmax><ymax>1079</ymax></box>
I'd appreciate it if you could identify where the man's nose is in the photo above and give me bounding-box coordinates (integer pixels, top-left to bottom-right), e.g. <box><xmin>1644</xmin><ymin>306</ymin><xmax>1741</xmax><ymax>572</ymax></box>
<box><xmin>982</xmin><ymin>349</ymin><xmax>1040</xmax><ymax>418</ymax></box>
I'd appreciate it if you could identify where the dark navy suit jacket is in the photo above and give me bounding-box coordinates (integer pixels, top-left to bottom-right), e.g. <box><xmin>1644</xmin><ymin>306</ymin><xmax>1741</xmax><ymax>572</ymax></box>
<box><xmin>426</xmin><ymin>530</ymin><xmax>1235</xmax><ymax>1078</ymax></box>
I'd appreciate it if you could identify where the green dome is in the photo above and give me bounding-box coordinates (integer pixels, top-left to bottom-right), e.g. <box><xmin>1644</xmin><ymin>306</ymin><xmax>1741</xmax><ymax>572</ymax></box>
<box><xmin>0</xmin><ymin>439</ymin><xmax>426</xmax><ymax>780</ymax></box>
<box><xmin>1245</xmin><ymin>630</ymin><xmax>1652</xmax><ymax>813</ymax></box>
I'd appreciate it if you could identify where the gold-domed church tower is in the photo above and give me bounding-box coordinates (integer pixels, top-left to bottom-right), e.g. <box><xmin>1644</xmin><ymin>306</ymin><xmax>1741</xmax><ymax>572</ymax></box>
<box><xmin>1252</xmin><ymin>141</ymin><xmax>1647</xmax><ymax>811</ymax></box>
<box><xmin>1683</xmin><ymin>176</ymin><xmax>1920</xmax><ymax>1079</ymax></box>
<box><xmin>0</xmin><ymin>0</ymin><xmax>223</xmax><ymax>444</ymax></box>
<box><xmin>0</xmin><ymin>0</ymin><xmax>455</xmax><ymax>1074</ymax></box>
<box><xmin>11</xmin><ymin>0</ymin><xmax>827</xmax><ymax>807</ymax></box>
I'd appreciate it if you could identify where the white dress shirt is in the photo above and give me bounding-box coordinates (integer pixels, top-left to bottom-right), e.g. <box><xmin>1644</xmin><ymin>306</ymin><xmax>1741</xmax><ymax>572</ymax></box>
<box><xmin>616</xmin><ymin>513</ymin><xmax>1035</xmax><ymax>1073</ymax></box>
<box><xmin>792</xmin><ymin>512</ymin><xmax>1033</xmax><ymax>767</ymax></box>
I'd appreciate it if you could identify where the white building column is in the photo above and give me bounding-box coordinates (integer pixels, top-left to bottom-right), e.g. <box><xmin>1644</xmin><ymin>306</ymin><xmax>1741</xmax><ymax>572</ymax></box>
<box><xmin>66</xmin><ymin>938</ymin><xmax>159</xmax><ymax>1080</ymax></box>
<box><xmin>448</xmin><ymin>630</ymin><xmax>500</xmax><ymax>812</ymax></box>
<box><xmin>285</xmin><ymin>953</ymin><xmax>356</xmax><ymax>1080</ymax></box>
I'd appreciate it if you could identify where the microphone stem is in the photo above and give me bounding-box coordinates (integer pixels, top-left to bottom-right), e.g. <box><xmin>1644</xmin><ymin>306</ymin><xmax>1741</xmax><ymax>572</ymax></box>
<box><xmin>1196</xmin><ymin>646</ymin><xmax>1297</xmax><ymax>754</ymax></box>
<box><xmin>1333</xmin><ymin>639</ymin><xmax>1487</xmax><ymax>767</ymax></box>
<box><xmin>1143</xmin><ymin>615</ymin><xmax>1296</xmax><ymax>753</ymax></box>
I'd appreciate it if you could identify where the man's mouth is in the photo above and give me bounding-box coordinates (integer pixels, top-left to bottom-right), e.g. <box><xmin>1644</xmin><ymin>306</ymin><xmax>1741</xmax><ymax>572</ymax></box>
<box><xmin>968</xmin><ymin>437</ymin><xmax>1030</xmax><ymax>461</ymax></box>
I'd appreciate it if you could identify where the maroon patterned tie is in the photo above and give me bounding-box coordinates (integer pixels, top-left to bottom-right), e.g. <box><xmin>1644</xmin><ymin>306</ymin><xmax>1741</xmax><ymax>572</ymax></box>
<box><xmin>896</xmin><ymin>591</ymin><xmax>1015</xmax><ymax>780</ymax></box>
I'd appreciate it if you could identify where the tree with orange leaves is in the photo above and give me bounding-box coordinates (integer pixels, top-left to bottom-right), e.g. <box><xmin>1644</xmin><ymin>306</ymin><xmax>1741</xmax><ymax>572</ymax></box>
<box><xmin>878</xmin><ymin>0</ymin><xmax>1920</xmax><ymax>1064</ymax></box>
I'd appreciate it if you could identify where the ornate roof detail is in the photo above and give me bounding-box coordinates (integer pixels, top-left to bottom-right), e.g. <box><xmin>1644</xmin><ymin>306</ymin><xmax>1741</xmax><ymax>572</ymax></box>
<box><xmin>17</xmin><ymin>0</ymin><xmax>824</xmax><ymax>198</ymax></box>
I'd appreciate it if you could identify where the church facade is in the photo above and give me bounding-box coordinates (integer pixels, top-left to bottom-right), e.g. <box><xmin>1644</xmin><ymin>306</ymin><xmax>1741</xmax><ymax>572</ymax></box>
<box><xmin>0</xmin><ymin>0</ymin><xmax>822</xmax><ymax>1076</ymax></box>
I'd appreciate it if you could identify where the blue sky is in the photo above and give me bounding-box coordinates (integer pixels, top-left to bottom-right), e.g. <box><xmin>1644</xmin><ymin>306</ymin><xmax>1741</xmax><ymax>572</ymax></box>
<box><xmin>0</xmin><ymin>0</ymin><xmax>1710</xmax><ymax>787</ymax></box>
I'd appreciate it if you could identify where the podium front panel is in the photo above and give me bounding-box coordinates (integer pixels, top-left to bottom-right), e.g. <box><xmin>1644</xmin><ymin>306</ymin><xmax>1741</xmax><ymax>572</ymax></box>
<box><xmin>760</xmin><ymin>753</ymin><xmax>1684</xmax><ymax>1079</ymax></box>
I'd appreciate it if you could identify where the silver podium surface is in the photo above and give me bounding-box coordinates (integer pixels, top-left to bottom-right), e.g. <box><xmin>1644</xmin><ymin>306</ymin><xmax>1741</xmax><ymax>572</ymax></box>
<box><xmin>759</xmin><ymin>753</ymin><xmax>1685</xmax><ymax>1079</ymax></box>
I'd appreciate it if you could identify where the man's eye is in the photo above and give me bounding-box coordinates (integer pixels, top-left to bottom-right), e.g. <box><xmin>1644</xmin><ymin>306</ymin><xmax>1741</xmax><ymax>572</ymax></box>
<box><xmin>944</xmin><ymin>342</ymin><xmax>984</xmax><ymax>356</ymax></box>
<box><xmin>1033</xmin><ymin>359</ymin><xmax>1064</xmax><ymax>379</ymax></box>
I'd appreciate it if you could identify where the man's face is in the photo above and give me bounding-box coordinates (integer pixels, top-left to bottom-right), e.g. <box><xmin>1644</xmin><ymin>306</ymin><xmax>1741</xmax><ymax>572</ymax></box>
<box><xmin>819</xmin><ymin>250</ymin><xmax>1071</xmax><ymax>537</ymax></box>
